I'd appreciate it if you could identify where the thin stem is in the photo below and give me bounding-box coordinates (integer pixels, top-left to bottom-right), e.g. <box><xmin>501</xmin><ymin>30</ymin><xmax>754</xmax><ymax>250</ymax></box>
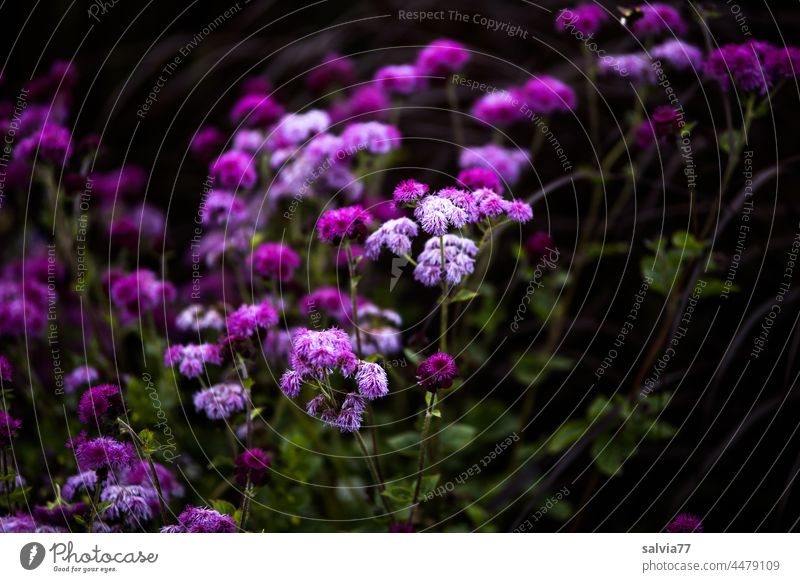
<box><xmin>346</xmin><ymin>240</ymin><xmax>363</xmax><ymax>356</ymax></box>
<box><xmin>146</xmin><ymin>456</ymin><xmax>169</xmax><ymax>526</ymax></box>
<box><xmin>446</xmin><ymin>78</ymin><xmax>465</xmax><ymax>144</ymax></box>
<box><xmin>439</xmin><ymin>235</ymin><xmax>448</xmax><ymax>352</ymax></box>
<box><xmin>355</xmin><ymin>431</ymin><xmax>393</xmax><ymax>519</ymax></box>
<box><xmin>408</xmin><ymin>392</ymin><xmax>435</xmax><ymax>525</ymax></box>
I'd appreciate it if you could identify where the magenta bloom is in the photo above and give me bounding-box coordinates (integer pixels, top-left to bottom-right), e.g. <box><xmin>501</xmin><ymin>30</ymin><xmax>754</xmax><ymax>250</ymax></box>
<box><xmin>191</xmin><ymin>126</ymin><xmax>225</xmax><ymax>161</ymax></box>
<box><xmin>329</xmin><ymin>86</ymin><xmax>390</xmax><ymax>123</ymax></box>
<box><xmin>472</xmin><ymin>90</ymin><xmax>523</xmax><ymax>125</ymax></box>
<box><xmin>521</xmin><ymin>76</ymin><xmax>577</xmax><ymax>114</ymax></box>
<box><xmin>306</xmin><ymin>53</ymin><xmax>356</xmax><ymax>94</ymax></box>
<box><xmin>526</xmin><ymin>231</ymin><xmax>556</xmax><ymax>257</ymax></box>
<box><xmin>460</xmin><ymin>145</ymin><xmax>530</xmax><ymax>184</ymax></box>
<box><xmin>0</xmin><ymin>410</ymin><xmax>21</xmax><ymax>446</ymax></box>
<box><xmin>78</xmin><ymin>384</ymin><xmax>122</xmax><ymax>424</ymax></box>
<box><xmin>249</xmin><ymin>243</ymin><xmax>301</xmax><ymax>281</ymax></box>
<box><xmin>16</xmin><ymin>123</ymin><xmax>72</xmax><ymax>164</ymax></box>
<box><xmin>417</xmin><ymin>352</ymin><xmax>458</xmax><ymax>390</ymax></box>
<box><xmin>123</xmin><ymin>461</ymin><xmax>184</xmax><ymax>501</ymax></box>
<box><xmin>288</xmin><ymin>327</ymin><xmax>358</xmax><ymax>377</ymax></box>
<box><xmin>109</xmin><ymin>269</ymin><xmax>176</xmax><ymax>324</ymax></box>
<box><xmin>341</xmin><ymin>121</ymin><xmax>401</xmax><ymax>155</ymax></box>
<box><xmin>458</xmin><ymin>167</ymin><xmax>504</xmax><ymax>194</ymax></box>
<box><xmin>555</xmin><ymin>4</ymin><xmax>609</xmax><ymax>36</ymax></box>
<box><xmin>0</xmin><ymin>356</ymin><xmax>12</xmax><ymax>383</ymax></box>
<box><xmin>164</xmin><ymin>343</ymin><xmax>223</xmax><ymax>378</ymax></box>
<box><xmin>211</xmin><ymin>150</ymin><xmax>257</xmax><ymax>190</ymax></box>
<box><xmin>162</xmin><ymin>505</ymin><xmax>237</xmax><ymax>533</ymax></box>
<box><xmin>234</xmin><ymin>448</ymin><xmax>272</xmax><ymax>486</ymax></box>
<box><xmin>193</xmin><ymin>383</ymin><xmax>247</xmax><ymax>420</ymax></box>
<box><xmin>651</xmin><ymin>40</ymin><xmax>704</xmax><ymax>71</ymax></box>
<box><xmin>504</xmin><ymin>199</ymin><xmax>534</xmax><ymax>223</ymax></box>
<box><xmin>75</xmin><ymin>437</ymin><xmax>136</xmax><ymax>471</ymax></box>
<box><xmin>631</xmin><ymin>4</ymin><xmax>687</xmax><ymax>37</ymax></box>
<box><xmin>200</xmin><ymin>191</ymin><xmax>248</xmax><ymax>226</ymax></box>
<box><xmin>764</xmin><ymin>46</ymin><xmax>800</xmax><ymax>81</ymax></box>
<box><xmin>318</xmin><ymin>205</ymin><xmax>373</xmax><ymax>244</ymax></box>
<box><xmin>375</xmin><ymin>64</ymin><xmax>423</xmax><ymax>94</ymax></box>
<box><xmin>0</xmin><ymin>281</ymin><xmax>49</xmax><ymax>336</ymax></box>
<box><xmin>416</xmin><ymin>39</ymin><xmax>470</xmax><ymax>76</ymax></box>
<box><xmin>704</xmin><ymin>43</ymin><xmax>771</xmax><ymax>93</ymax></box>
<box><xmin>355</xmin><ymin>361</ymin><xmax>389</xmax><ymax>399</ymax></box>
<box><xmin>229</xmin><ymin>93</ymin><xmax>283</xmax><ymax>127</ymax></box>
<box><xmin>393</xmin><ymin>179</ymin><xmax>429</xmax><ymax>205</ymax></box>
<box><xmin>226</xmin><ymin>300</ymin><xmax>279</xmax><ymax>339</ymax></box>
<box><xmin>666</xmin><ymin>513</ymin><xmax>703</xmax><ymax>533</ymax></box>
<box><xmin>414</xmin><ymin>195</ymin><xmax>468</xmax><ymax>236</ymax></box>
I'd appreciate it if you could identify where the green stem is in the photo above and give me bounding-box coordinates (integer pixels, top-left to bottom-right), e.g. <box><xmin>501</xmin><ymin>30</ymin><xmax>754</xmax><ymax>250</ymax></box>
<box><xmin>446</xmin><ymin>78</ymin><xmax>465</xmax><ymax>144</ymax></box>
<box><xmin>408</xmin><ymin>392</ymin><xmax>436</xmax><ymax>525</ymax></box>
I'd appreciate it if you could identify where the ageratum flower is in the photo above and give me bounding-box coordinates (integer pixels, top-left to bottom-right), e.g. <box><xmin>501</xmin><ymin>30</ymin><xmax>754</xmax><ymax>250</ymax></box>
<box><xmin>101</xmin><ymin>484</ymin><xmax>156</xmax><ymax>525</ymax></box>
<box><xmin>164</xmin><ymin>343</ymin><xmax>223</xmax><ymax>378</ymax></box>
<box><xmin>193</xmin><ymin>383</ymin><xmax>247</xmax><ymax>420</ymax></box>
<box><xmin>414</xmin><ymin>195</ymin><xmax>469</xmax><ymax>236</ymax></box>
<box><xmin>414</xmin><ymin>235</ymin><xmax>479</xmax><ymax>287</ymax></box>
<box><xmin>704</xmin><ymin>42</ymin><xmax>789</xmax><ymax>93</ymax></box>
<box><xmin>651</xmin><ymin>40</ymin><xmax>704</xmax><ymax>71</ymax></box>
<box><xmin>33</xmin><ymin>502</ymin><xmax>87</xmax><ymax>529</ymax></box>
<box><xmin>416</xmin><ymin>38</ymin><xmax>470</xmax><ymax>76</ymax></box>
<box><xmin>336</xmin><ymin>392</ymin><xmax>367</xmax><ymax>433</ymax></box>
<box><xmin>225</xmin><ymin>300</ymin><xmax>279</xmax><ymax>340</ymax></box>
<box><xmin>764</xmin><ymin>46</ymin><xmax>800</xmax><ymax>81</ymax></box>
<box><xmin>374</xmin><ymin>64</ymin><xmax>424</xmax><ymax>94</ymax></box>
<box><xmin>599</xmin><ymin>53</ymin><xmax>657</xmax><ymax>84</ymax></box>
<box><xmin>0</xmin><ymin>410</ymin><xmax>22</xmax><ymax>446</ymax></box>
<box><xmin>0</xmin><ymin>514</ymin><xmax>37</xmax><ymax>533</ymax></box>
<box><xmin>190</xmin><ymin>126</ymin><xmax>225</xmax><ymax>161</ymax></box>
<box><xmin>341</xmin><ymin>121</ymin><xmax>401</xmax><ymax>155</ymax></box>
<box><xmin>471</xmin><ymin>90</ymin><xmax>524</xmax><ymax>125</ymax></box>
<box><xmin>268</xmin><ymin>110</ymin><xmax>330</xmax><ymax>150</ymax></box>
<box><xmin>355</xmin><ymin>361</ymin><xmax>389</xmax><ymax>399</ymax></box>
<box><xmin>62</xmin><ymin>470</ymin><xmax>98</xmax><ymax>501</ymax></box>
<box><xmin>175</xmin><ymin>304</ymin><xmax>224</xmax><ymax>333</ymax></box>
<box><xmin>211</xmin><ymin>150</ymin><xmax>257</xmax><ymax>190</ymax></box>
<box><xmin>459</xmin><ymin>144</ymin><xmax>530</xmax><ymax>184</ymax></box>
<box><xmin>631</xmin><ymin>3</ymin><xmax>687</xmax><ymax>38</ymax></box>
<box><xmin>234</xmin><ymin>448</ymin><xmax>272</xmax><ymax>486</ymax></box>
<box><xmin>122</xmin><ymin>461</ymin><xmax>184</xmax><ymax>501</ymax></box>
<box><xmin>365</xmin><ymin>217</ymin><xmax>419</xmax><ymax>259</ymax></box>
<box><xmin>15</xmin><ymin>123</ymin><xmax>73</xmax><ymax>164</ymax></box>
<box><xmin>279</xmin><ymin>369</ymin><xmax>304</xmax><ymax>398</ymax></box>
<box><xmin>393</xmin><ymin>179</ymin><xmax>430</xmax><ymax>206</ymax></box>
<box><xmin>474</xmin><ymin>188</ymin><xmax>506</xmax><ymax>219</ymax></box>
<box><xmin>0</xmin><ymin>356</ymin><xmax>12</xmax><ymax>383</ymax></box>
<box><xmin>417</xmin><ymin>352</ymin><xmax>459</xmax><ymax>390</ymax></box>
<box><xmin>200</xmin><ymin>190</ymin><xmax>248</xmax><ymax>226</ymax></box>
<box><xmin>438</xmin><ymin>187</ymin><xmax>481</xmax><ymax>223</ymax></box>
<box><xmin>232</xmin><ymin>129</ymin><xmax>266</xmax><ymax>154</ymax></box>
<box><xmin>504</xmin><ymin>199</ymin><xmax>534</xmax><ymax>223</ymax></box>
<box><xmin>521</xmin><ymin>76</ymin><xmax>577</xmax><ymax>114</ymax></box>
<box><xmin>288</xmin><ymin>327</ymin><xmax>358</xmax><ymax>377</ymax></box>
<box><xmin>248</xmin><ymin>242</ymin><xmax>301</xmax><ymax>281</ymax></box>
<box><xmin>555</xmin><ymin>4</ymin><xmax>609</xmax><ymax>36</ymax></box>
<box><xmin>359</xmin><ymin>326</ymin><xmax>403</xmax><ymax>356</ymax></box>
<box><xmin>300</xmin><ymin>286</ymin><xmax>354</xmax><ymax>321</ymax></box>
<box><xmin>77</xmin><ymin>384</ymin><xmax>122</xmax><ymax>424</ymax></box>
<box><xmin>229</xmin><ymin>93</ymin><xmax>284</xmax><ymax>127</ymax></box>
<box><xmin>329</xmin><ymin>86</ymin><xmax>390</xmax><ymax>124</ymax></box>
<box><xmin>0</xmin><ymin>281</ymin><xmax>49</xmax><ymax>336</ymax></box>
<box><xmin>74</xmin><ymin>437</ymin><xmax>136</xmax><ymax>471</ymax></box>
<box><xmin>457</xmin><ymin>167</ymin><xmax>504</xmax><ymax>194</ymax></box>
<box><xmin>162</xmin><ymin>505</ymin><xmax>237</xmax><ymax>533</ymax></box>
<box><xmin>110</xmin><ymin>269</ymin><xmax>176</xmax><ymax>324</ymax></box>
<box><xmin>665</xmin><ymin>513</ymin><xmax>703</xmax><ymax>533</ymax></box>
<box><xmin>306</xmin><ymin>52</ymin><xmax>356</xmax><ymax>94</ymax></box>
<box><xmin>318</xmin><ymin>205</ymin><xmax>373</xmax><ymax>244</ymax></box>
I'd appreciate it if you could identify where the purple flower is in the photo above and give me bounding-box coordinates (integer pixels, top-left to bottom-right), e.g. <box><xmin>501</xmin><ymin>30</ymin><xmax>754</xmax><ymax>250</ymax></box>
<box><xmin>200</xmin><ymin>190</ymin><xmax>248</xmax><ymax>226</ymax></box>
<box><xmin>526</xmin><ymin>231</ymin><xmax>556</xmax><ymax>257</ymax></box>
<box><xmin>417</xmin><ymin>352</ymin><xmax>459</xmax><ymax>390</ymax></box>
<box><xmin>279</xmin><ymin>369</ymin><xmax>304</xmax><ymax>398</ymax></box>
<box><xmin>211</xmin><ymin>150</ymin><xmax>257</xmax><ymax>190</ymax></box>
<box><xmin>389</xmin><ymin>522</ymin><xmax>415</xmax><ymax>533</ymax></box>
<box><xmin>359</xmin><ymin>326</ymin><xmax>403</xmax><ymax>356</ymax></box>
<box><xmin>651</xmin><ymin>105</ymin><xmax>682</xmax><ymax>140</ymax></box>
<box><xmin>234</xmin><ymin>448</ymin><xmax>272</xmax><ymax>486</ymax></box>
<box><xmin>268</xmin><ymin>110</ymin><xmax>330</xmax><ymax>150</ymax></box>
<box><xmin>306</xmin><ymin>53</ymin><xmax>356</xmax><ymax>94</ymax></box>
<box><xmin>474</xmin><ymin>188</ymin><xmax>506</xmax><ymax>219</ymax></box>
<box><xmin>471</xmin><ymin>90</ymin><xmax>523</xmax><ymax>125</ymax></box>
<box><xmin>225</xmin><ymin>300</ymin><xmax>279</xmax><ymax>339</ymax></box>
<box><xmin>191</xmin><ymin>126</ymin><xmax>225</xmax><ymax>161</ymax></box>
<box><xmin>318</xmin><ymin>205</ymin><xmax>373</xmax><ymax>244</ymax></box>
<box><xmin>164</xmin><ymin>343</ymin><xmax>223</xmax><ymax>378</ymax></box>
<box><xmin>78</xmin><ymin>384</ymin><xmax>122</xmax><ymax>424</ymax></box>
<box><xmin>521</xmin><ymin>76</ymin><xmax>577</xmax><ymax>114</ymax></box>
<box><xmin>599</xmin><ymin>53</ymin><xmax>657</xmax><ymax>84</ymax></box>
<box><xmin>336</xmin><ymin>392</ymin><xmax>366</xmax><ymax>432</ymax></box>
<box><xmin>651</xmin><ymin>40</ymin><xmax>704</xmax><ymax>71</ymax></box>
<box><xmin>175</xmin><ymin>304</ymin><xmax>224</xmax><ymax>332</ymax></box>
<box><xmin>16</xmin><ymin>123</ymin><xmax>72</xmax><ymax>164</ymax></box>
<box><xmin>110</xmin><ymin>269</ymin><xmax>176</xmax><ymax>324</ymax></box>
<box><xmin>163</xmin><ymin>505</ymin><xmax>237</xmax><ymax>533</ymax></box>
<box><xmin>329</xmin><ymin>86</ymin><xmax>389</xmax><ymax>123</ymax></box>
<box><xmin>764</xmin><ymin>46</ymin><xmax>800</xmax><ymax>81</ymax></box>
<box><xmin>0</xmin><ymin>356</ymin><xmax>12</xmax><ymax>383</ymax></box>
<box><xmin>414</xmin><ymin>196</ymin><xmax>468</xmax><ymax>236</ymax></box>
<box><xmin>101</xmin><ymin>484</ymin><xmax>156</xmax><ymax>525</ymax></box>
<box><xmin>414</xmin><ymin>235</ymin><xmax>478</xmax><ymax>287</ymax></box>
<box><xmin>0</xmin><ymin>281</ymin><xmax>49</xmax><ymax>336</ymax></box>
<box><xmin>556</xmin><ymin>5</ymin><xmax>609</xmax><ymax>36</ymax></box>
<box><xmin>374</xmin><ymin>65</ymin><xmax>424</xmax><ymax>94</ymax></box>
<box><xmin>341</xmin><ymin>121</ymin><xmax>401</xmax><ymax>155</ymax></box>
<box><xmin>415</xmin><ymin>39</ymin><xmax>470</xmax><ymax>76</ymax></box>
<box><xmin>393</xmin><ymin>179</ymin><xmax>429</xmax><ymax>205</ymax></box>
<box><xmin>460</xmin><ymin>145</ymin><xmax>530</xmax><ymax>184</ymax></box>
<box><xmin>0</xmin><ymin>514</ymin><xmax>37</xmax><ymax>533</ymax></box>
<box><xmin>365</xmin><ymin>217</ymin><xmax>419</xmax><ymax>259</ymax></box>
<box><xmin>704</xmin><ymin>43</ymin><xmax>772</xmax><ymax>93</ymax></box>
<box><xmin>306</xmin><ymin>394</ymin><xmax>327</xmax><ymax>417</ymax></box>
<box><xmin>193</xmin><ymin>383</ymin><xmax>247</xmax><ymax>420</ymax></box>
<box><xmin>457</xmin><ymin>167</ymin><xmax>504</xmax><ymax>194</ymax></box>
<box><xmin>438</xmin><ymin>187</ymin><xmax>481</xmax><ymax>223</ymax></box>
<box><xmin>300</xmin><ymin>286</ymin><xmax>353</xmax><ymax>321</ymax></box>
<box><xmin>0</xmin><ymin>410</ymin><xmax>22</xmax><ymax>446</ymax></box>
<box><xmin>355</xmin><ymin>362</ymin><xmax>389</xmax><ymax>400</ymax></box>
<box><xmin>75</xmin><ymin>437</ymin><xmax>136</xmax><ymax>471</ymax></box>
<box><xmin>249</xmin><ymin>243</ymin><xmax>301</xmax><ymax>281</ymax></box>
<box><xmin>504</xmin><ymin>199</ymin><xmax>534</xmax><ymax>223</ymax></box>
<box><xmin>666</xmin><ymin>513</ymin><xmax>703</xmax><ymax>533</ymax></box>
<box><xmin>62</xmin><ymin>470</ymin><xmax>98</xmax><ymax>501</ymax></box>
<box><xmin>33</xmin><ymin>502</ymin><xmax>87</xmax><ymax>528</ymax></box>
<box><xmin>631</xmin><ymin>4</ymin><xmax>687</xmax><ymax>38</ymax></box>
<box><xmin>122</xmin><ymin>461</ymin><xmax>184</xmax><ymax>500</ymax></box>
<box><xmin>229</xmin><ymin>93</ymin><xmax>284</xmax><ymax>127</ymax></box>
<box><xmin>288</xmin><ymin>327</ymin><xmax>357</xmax><ymax>377</ymax></box>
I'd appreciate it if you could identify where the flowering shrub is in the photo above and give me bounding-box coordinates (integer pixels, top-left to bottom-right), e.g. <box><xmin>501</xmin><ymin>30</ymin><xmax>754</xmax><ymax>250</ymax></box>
<box><xmin>0</xmin><ymin>2</ymin><xmax>797</xmax><ymax>535</ymax></box>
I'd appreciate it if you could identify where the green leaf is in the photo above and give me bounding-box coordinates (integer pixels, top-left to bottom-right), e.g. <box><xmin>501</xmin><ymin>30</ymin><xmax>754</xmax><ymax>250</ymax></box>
<box><xmin>210</xmin><ymin>499</ymin><xmax>237</xmax><ymax>516</ymax></box>
<box><xmin>403</xmin><ymin>348</ymin><xmax>422</xmax><ymax>366</ymax></box>
<box><xmin>449</xmin><ymin>289</ymin><xmax>480</xmax><ymax>304</ymax></box>
<box><xmin>546</xmin><ymin>420</ymin><xmax>586</xmax><ymax>454</ymax></box>
<box><xmin>381</xmin><ymin>485</ymin><xmax>413</xmax><ymax>504</ymax></box>
<box><xmin>591</xmin><ymin>433</ymin><xmax>636</xmax><ymax>477</ymax></box>
<box><xmin>718</xmin><ymin>129</ymin><xmax>743</xmax><ymax>154</ymax></box>
<box><xmin>440</xmin><ymin>424</ymin><xmax>476</xmax><ymax>451</ymax></box>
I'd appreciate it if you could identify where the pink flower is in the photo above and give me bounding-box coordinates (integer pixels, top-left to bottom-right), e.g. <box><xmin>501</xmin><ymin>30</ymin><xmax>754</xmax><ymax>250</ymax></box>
<box><xmin>249</xmin><ymin>243</ymin><xmax>301</xmax><ymax>281</ymax></box>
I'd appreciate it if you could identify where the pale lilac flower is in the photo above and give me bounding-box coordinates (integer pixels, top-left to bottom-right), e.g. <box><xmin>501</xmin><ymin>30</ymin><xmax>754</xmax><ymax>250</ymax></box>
<box><xmin>64</xmin><ymin>366</ymin><xmax>99</xmax><ymax>395</ymax></box>
<box><xmin>652</xmin><ymin>40</ymin><xmax>704</xmax><ymax>71</ymax></box>
<box><xmin>279</xmin><ymin>370</ymin><xmax>304</xmax><ymax>398</ymax></box>
<box><xmin>164</xmin><ymin>343</ymin><xmax>223</xmax><ymax>378</ymax></box>
<box><xmin>414</xmin><ymin>195</ymin><xmax>469</xmax><ymax>235</ymax></box>
<box><xmin>101</xmin><ymin>484</ymin><xmax>156</xmax><ymax>525</ymax></box>
<box><xmin>62</xmin><ymin>470</ymin><xmax>98</xmax><ymax>501</ymax></box>
<box><xmin>288</xmin><ymin>327</ymin><xmax>358</xmax><ymax>377</ymax></box>
<box><xmin>599</xmin><ymin>53</ymin><xmax>657</xmax><ymax>84</ymax></box>
<box><xmin>355</xmin><ymin>362</ymin><xmax>389</xmax><ymax>399</ymax></box>
<box><xmin>438</xmin><ymin>186</ymin><xmax>481</xmax><ymax>223</ymax></box>
<box><xmin>459</xmin><ymin>145</ymin><xmax>529</xmax><ymax>184</ymax></box>
<box><xmin>471</xmin><ymin>90</ymin><xmax>523</xmax><ymax>125</ymax></box>
<box><xmin>268</xmin><ymin>110</ymin><xmax>330</xmax><ymax>150</ymax></box>
<box><xmin>200</xmin><ymin>191</ymin><xmax>248</xmax><ymax>226</ymax></box>
<box><xmin>175</xmin><ymin>304</ymin><xmax>224</xmax><ymax>333</ymax></box>
<box><xmin>341</xmin><ymin>122</ymin><xmax>401</xmax><ymax>155</ymax></box>
<box><xmin>415</xmin><ymin>39</ymin><xmax>470</xmax><ymax>76</ymax></box>
<box><xmin>414</xmin><ymin>235</ymin><xmax>479</xmax><ymax>287</ymax></box>
<box><xmin>520</xmin><ymin>76</ymin><xmax>577</xmax><ymax>114</ymax></box>
<box><xmin>374</xmin><ymin>65</ymin><xmax>424</xmax><ymax>94</ymax></box>
<box><xmin>504</xmin><ymin>199</ymin><xmax>534</xmax><ymax>222</ymax></box>
<box><xmin>556</xmin><ymin>5</ymin><xmax>609</xmax><ymax>36</ymax></box>
<box><xmin>632</xmin><ymin>4</ymin><xmax>687</xmax><ymax>38</ymax></box>
<box><xmin>336</xmin><ymin>393</ymin><xmax>366</xmax><ymax>433</ymax></box>
<box><xmin>193</xmin><ymin>383</ymin><xmax>247</xmax><ymax>420</ymax></box>
<box><xmin>365</xmin><ymin>217</ymin><xmax>419</xmax><ymax>259</ymax></box>
<box><xmin>359</xmin><ymin>326</ymin><xmax>403</xmax><ymax>356</ymax></box>
<box><xmin>232</xmin><ymin>129</ymin><xmax>266</xmax><ymax>153</ymax></box>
